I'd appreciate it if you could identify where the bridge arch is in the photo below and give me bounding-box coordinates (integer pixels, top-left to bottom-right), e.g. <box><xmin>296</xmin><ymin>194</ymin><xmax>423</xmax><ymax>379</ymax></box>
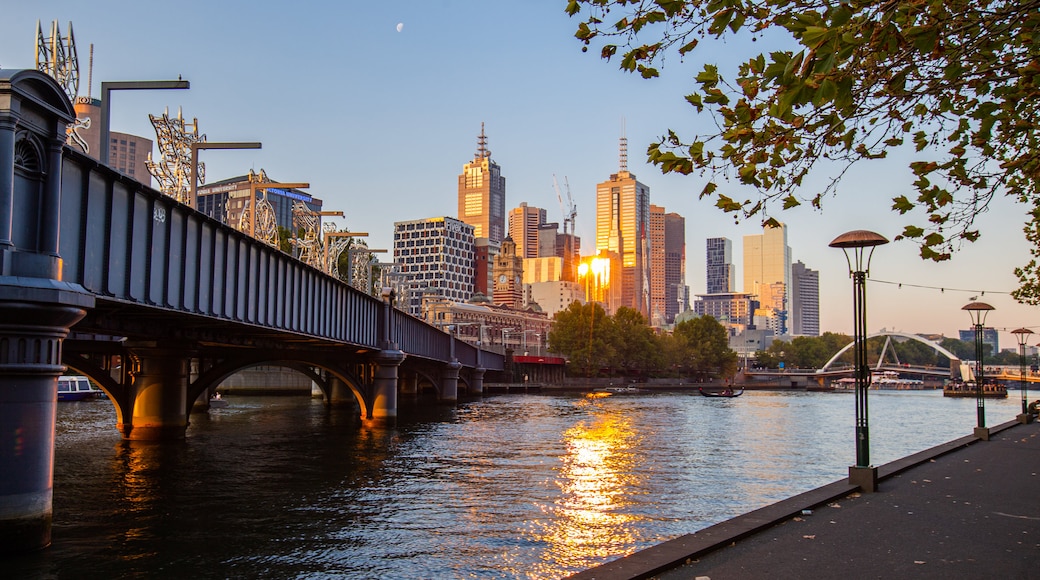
<box><xmin>819</xmin><ymin>331</ymin><xmax>960</xmax><ymax>373</ymax></box>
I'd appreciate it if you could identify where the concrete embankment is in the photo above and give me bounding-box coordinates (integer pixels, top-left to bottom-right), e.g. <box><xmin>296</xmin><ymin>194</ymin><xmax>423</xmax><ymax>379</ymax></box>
<box><xmin>570</xmin><ymin>417</ymin><xmax>1039</xmax><ymax>580</ymax></box>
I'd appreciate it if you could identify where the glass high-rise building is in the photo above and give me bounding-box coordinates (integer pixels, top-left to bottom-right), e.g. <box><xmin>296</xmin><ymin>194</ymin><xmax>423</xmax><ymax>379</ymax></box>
<box><xmin>596</xmin><ymin>135</ymin><xmax>651</xmax><ymax>316</ymax></box>
<box><xmin>743</xmin><ymin>223</ymin><xmax>792</xmax><ymax>334</ymax></box>
<box><xmin>649</xmin><ymin>205</ymin><xmax>686</xmax><ymax>325</ymax></box>
<box><xmin>508</xmin><ymin>202</ymin><xmax>545</xmax><ymax>259</ymax></box>
<box><xmin>706</xmin><ymin>237</ymin><xmax>735</xmax><ymax>294</ymax></box>
<box><xmin>458</xmin><ymin>123</ymin><xmax>506</xmax><ymax>243</ymax></box>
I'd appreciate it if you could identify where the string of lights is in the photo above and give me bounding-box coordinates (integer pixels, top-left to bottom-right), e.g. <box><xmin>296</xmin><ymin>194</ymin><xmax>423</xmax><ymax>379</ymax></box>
<box><xmin>869</xmin><ymin>278</ymin><xmax>1013</xmax><ymax>296</ymax></box>
<box><xmin>869</xmin><ymin>279</ymin><xmax>1038</xmax><ymax>333</ymax></box>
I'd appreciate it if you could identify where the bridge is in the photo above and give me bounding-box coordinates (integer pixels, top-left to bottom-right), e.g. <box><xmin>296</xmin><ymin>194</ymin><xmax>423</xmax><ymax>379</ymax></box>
<box><xmin>744</xmin><ymin>332</ymin><xmax>964</xmax><ymax>386</ymax></box>
<box><xmin>0</xmin><ymin>70</ymin><xmax>504</xmax><ymax>551</ymax></box>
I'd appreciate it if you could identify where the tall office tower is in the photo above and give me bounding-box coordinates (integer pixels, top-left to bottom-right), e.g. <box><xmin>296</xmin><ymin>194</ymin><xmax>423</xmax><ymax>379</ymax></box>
<box><xmin>458</xmin><ymin>123</ymin><xmax>506</xmax><ymax>243</ymax></box>
<box><xmin>492</xmin><ymin>236</ymin><xmax>524</xmax><ymax>309</ymax></box>
<box><xmin>508</xmin><ymin>203</ymin><xmax>546</xmax><ymax>258</ymax></box>
<box><xmin>393</xmin><ymin>216</ymin><xmax>476</xmax><ymax>316</ymax></box>
<box><xmin>649</xmin><ymin>205</ymin><xmax>667</xmax><ymax>325</ymax></box>
<box><xmin>596</xmin><ymin>133</ymin><xmax>651</xmax><ymax>316</ymax></box>
<box><xmin>743</xmin><ymin>222</ymin><xmax>792</xmax><ymax>334</ymax></box>
<box><xmin>706</xmin><ymin>237</ymin><xmax>735</xmax><ymax>294</ymax></box>
<box><xmin>664</xmin><ymin>211</ymin><xmax>686</xmax><ymax>324</ymax></box>
<box><xmin>790</xmin><ymin>261</ymin><xmax>820</xmax><ymax>336</ymax></box>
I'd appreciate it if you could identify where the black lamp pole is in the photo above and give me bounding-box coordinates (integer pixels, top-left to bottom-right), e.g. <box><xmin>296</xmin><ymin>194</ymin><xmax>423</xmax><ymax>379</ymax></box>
<box><xmin>830</xmin><ymin>230</ymin><xmax>888</xmax><ymax>492</ymax></box>
<box><xmin>962</xmin><ymin>301</ymin><xmax>994</xmax><ymax>438</ymax></box>
<box><xmin>1012</xmin><ymin>327</ymin><xmax>1034</xmax><ymax>422</ymax></box>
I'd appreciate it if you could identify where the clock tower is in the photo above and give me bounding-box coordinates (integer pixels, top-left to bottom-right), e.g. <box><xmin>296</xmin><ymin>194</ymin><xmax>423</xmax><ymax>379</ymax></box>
<box><xmin>492</xmin><ymin>236</ymin><xmax>524</xmax><ymax>309</ymax></box>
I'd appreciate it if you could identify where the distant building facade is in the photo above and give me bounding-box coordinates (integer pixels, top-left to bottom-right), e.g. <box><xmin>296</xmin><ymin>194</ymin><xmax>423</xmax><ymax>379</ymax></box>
<box><xmin>393</xmin><ymin>216</ymin><xmax>476</xmax><ymax>316</ymax></box>
<box><xmin>958</xmin><ymin>328</ymin><xmax>1000</xmax><ymax>357</ymax></box>
<box><xmin>196</xmin><ymin>175</ymin><xmax>323</xmax><ymax>231</ymax></box>
<box><xmin>790</xmin><ymin>261</ymin><xmax>820</xmax><ymax>336</ymax></box>
<box><xmin>508</xmin><ymin>203</ymin><xmax>545</xmax><ymax>258</ymax></box>
<box><xmin>706</xmin><ymin>237</ymin><xmax>735</xmax><ymax>294</ymax></box>
<box><xmin>492</xmin><ymin>236</ymin><xmax>524</xmax><ymax>310</ymax></box>
<box><xmin>693</xmin><ymin>292</ymin><xmax>759</xmax><ymax>335</ymax></box>
<box><xmin>72</xmin><ymin>97</ymin><xmax>152</xmax><ymax>185</ymax></box>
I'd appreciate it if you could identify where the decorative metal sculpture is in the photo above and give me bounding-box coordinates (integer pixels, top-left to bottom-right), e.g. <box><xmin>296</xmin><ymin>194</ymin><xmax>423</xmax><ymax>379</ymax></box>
<box><xmin>233</xmin><ymin>169</ymin><xmax>279</xmax><ymax>247</ymax></box>
<box><xmin>289</xmin><ymin>202</ymin><xmax>356</xmax><ymax>279</ymax></box>
<box><xmin>35</xmin><ymin>20</ymin><xmax>92</xmax><ymax>153</ymax></box>
<box><xmin>145</xmin><ymin>108</ymin><xmax>205</xmax><ymax>204</ymax></box>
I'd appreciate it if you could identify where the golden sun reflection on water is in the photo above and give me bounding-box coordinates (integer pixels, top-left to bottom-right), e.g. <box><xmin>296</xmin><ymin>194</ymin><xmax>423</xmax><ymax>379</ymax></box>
<box><xmin>528</xmin><ymin>399</ymin><xmax>645</xmax><ymax>577</ymax></box>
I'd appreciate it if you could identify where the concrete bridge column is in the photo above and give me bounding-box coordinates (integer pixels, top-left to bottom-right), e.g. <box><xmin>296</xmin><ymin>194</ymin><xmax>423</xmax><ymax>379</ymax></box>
<box><xmin>328</xmin><ymin>375</ymin><xmax>356</xmax><ymax>407</ymax></box>
<box><xmin>119</xmin><ymin>344</ymin><xmax>193</xmax><ymax>441</ymax></box>
<box><xmin>470</xmin><ymin>367</ymin><xmax>486</xmax><ymax>394</ymax></box>
<box><xmin>370</xmin><ymin>349</ymin><xmax>405</xmax><ymax>419</ymax></box>
<box><xmin>440</xmin><ymin>360</ymin><xmax>462</xmax><ymax>402</ymax></box>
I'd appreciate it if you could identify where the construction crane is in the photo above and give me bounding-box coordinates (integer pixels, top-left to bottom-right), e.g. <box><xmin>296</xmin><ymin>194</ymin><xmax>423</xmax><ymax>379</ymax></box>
<box><xmin>553</xmin><ymin>174</ymin><xmax>578</xmax><ymax>280</ymax></box>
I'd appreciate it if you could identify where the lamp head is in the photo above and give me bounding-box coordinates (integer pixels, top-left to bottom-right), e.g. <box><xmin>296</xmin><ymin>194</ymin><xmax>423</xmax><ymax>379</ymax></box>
<box><xmin>1011</xmin><ymin>327</ymin><xmax>1034</xmax><ymax>347</ymax></box>
<box><xmin>829</xmin><ymin>230</ymin><xmax>888</xmax><ymax>274</ymax></box>
<box><xmin>962</xmin><ymin>301</ymin><xmax>994</xmax><ymax>326</ymax></box>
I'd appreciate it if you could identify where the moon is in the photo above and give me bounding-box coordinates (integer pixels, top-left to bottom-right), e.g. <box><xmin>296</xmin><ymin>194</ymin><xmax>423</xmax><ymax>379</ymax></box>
<box><xmin>396</xmin><ymin>22</ymin><xmax>404</xmax><ymax>33</ymax></box>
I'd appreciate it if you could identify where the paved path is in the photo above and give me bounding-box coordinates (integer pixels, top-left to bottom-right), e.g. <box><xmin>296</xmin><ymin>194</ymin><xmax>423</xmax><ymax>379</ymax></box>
<box><xmin>570</xmin><ymin>419</ymin><xmax>1040</xmax><ymax>580</ymax></box>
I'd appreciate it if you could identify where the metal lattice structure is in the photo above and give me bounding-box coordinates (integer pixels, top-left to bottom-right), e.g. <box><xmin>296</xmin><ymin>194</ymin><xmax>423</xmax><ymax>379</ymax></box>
<box><xmin>233</xmin><ymin>169</ymin><xmax>279</xmax><ymax>247</ymax></box>
<box><xmin>145</xmin><ymin>108</ymin><xmax>206</xmax><ymax>204</ymax></box>
<box><xmin>35</xmin><ymin>20</ymin><xmax>92</xmax><ymax>153</ymax></box>
<box><xmin>289</xmin><ymin>202</ymin><xmax>357</xmax><ymax>279</ymax></box>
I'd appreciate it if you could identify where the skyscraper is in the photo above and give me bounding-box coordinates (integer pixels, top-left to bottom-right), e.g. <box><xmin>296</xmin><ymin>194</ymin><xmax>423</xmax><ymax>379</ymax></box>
<box><xmin>664</xmin><ymin>211</ymin><xmax>686</xmax><ymax>323</ymax></box>
<box><xmin>790</xmin><ymin>261</ymin><xmax>820</xmax><ymax>336</ymax></box>
<box><xmin>706</xmin><ymin>237</ymin><xmax>735</xmax><ymax>294</ymax></box>
<box><xmin>458</xmin><ymin>123</ymin><xmax>506</xmax><ymax>243</ymax></box>
<box><xmin>508</xmin><ymin>202</ymin><xmax>545</xmax><ymax>258</ymax></box>
<box><xmin>596</xmin><ymin>134</ymin><xmax>651</xmax><ymax>316</ymax></box>
<box><xmin>743</xmin><ymin>223</ymin><xmax>792</xmax><ymax>334</ymax></box>
<box><xmin>649</xmin><ymin>205</ymin><xmax>667</xmax><ymax>325</ymax></box>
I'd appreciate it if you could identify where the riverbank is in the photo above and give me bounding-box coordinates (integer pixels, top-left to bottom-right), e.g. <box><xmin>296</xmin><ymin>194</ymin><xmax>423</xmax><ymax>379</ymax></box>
<box><xmin>569</xmin><ymin>417</ymin><xmax>1039</xmax><ymax>579</ymax></box>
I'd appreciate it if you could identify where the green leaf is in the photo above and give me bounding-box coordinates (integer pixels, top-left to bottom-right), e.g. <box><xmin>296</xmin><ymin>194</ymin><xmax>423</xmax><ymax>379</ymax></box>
<box><xmin>782</xmin><ymin>195</ymin><xmax>801</xmax><ymax>209</ymax></box>
<box><xmin>891</xmin><ymin>196</ymin><xmax>915</xmax><ymax>213</ymax></box>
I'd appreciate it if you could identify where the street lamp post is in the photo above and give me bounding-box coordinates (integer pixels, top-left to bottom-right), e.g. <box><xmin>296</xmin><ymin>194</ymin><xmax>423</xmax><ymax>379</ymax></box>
<box><xmin>830</xmin><ymin>229</ymin><xmax>888</xmax><ymax>493</ymax></box>
<box><xmin>963</xmin><ymin>301</ymin><xmax>995</xmax><ymax>439</ymax></box>
<box><xmin>99</xmin><ymin>79</ymin><xmax>190</xmax><ymax>165</ymax></box>
<box><xmin>1011</xmin><ymin>327</ymin><xmax>1033</xmax><ymax>423</ymax></box>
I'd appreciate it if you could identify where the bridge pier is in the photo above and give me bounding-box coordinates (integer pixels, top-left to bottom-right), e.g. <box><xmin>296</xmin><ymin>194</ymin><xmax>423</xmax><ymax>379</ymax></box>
<box><xmin>369</xmin><ymin>349</ymin><xmax>406</xmax><ymax>419</ymax></box>
<box><xmin>0</xmin><ymin>70</ymin><xmax>94</xmax><ymax>553</ymax></box>
<box><xmin>118</xmin><ymin>344</ymin><xmax>193</xmax><ymax>441</ymax></box>
<box><xmin>470</xmin><ymin>367</ymin><xmax>486</xmax><ymax>394</ymax></box>
<box><xmin>328</xmin><ymin>375</ymin><xmax>356</xmax><ymax>408</ymax></box>
<box><xmin>440</xmin><ymin>360</ymin><xmax>462</xmax><ymax>401</ymax></box>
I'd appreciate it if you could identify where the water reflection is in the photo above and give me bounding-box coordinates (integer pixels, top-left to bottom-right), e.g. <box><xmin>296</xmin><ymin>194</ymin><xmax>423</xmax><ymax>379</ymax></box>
<box><xmin>531</xmin><ymin>396</ymin><xmax>642</xmax><ymax>575</ymax></box>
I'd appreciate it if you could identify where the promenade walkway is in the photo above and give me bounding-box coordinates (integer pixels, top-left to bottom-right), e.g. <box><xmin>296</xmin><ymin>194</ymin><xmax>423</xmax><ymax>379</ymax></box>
<box><xmin>570</xmin><ymin>418</ymin><xmax>1039</xmax><ymax>579</ymax></box>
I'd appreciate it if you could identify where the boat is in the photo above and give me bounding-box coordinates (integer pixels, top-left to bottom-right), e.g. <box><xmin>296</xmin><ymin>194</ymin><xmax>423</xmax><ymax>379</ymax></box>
<box><xmin>871</xmin><ymin>371</ymin><xmax>926</xmax><ymax>390</ymax></box>
<box><xmin>57</xmin><ymin>375</ymin><xmax>102</xmax><ymax>401</ymax></box>
<box><xmin>699</xmin><ymin>387</ymin><xmax>743</xmax><ymax>398</ymax></box>
<box><xmin>943</xmin><ymin>381</ymin><xmax>1007</xmax><ymax>398</ymax></box>
<box><xmin>208</xmin><ymin>393</ymin><xmax>229</xmax><ymax>408</ymax></box>
<box><xmin>593</xmin><ymin>386</ymin><xmax>642</xmax><ymax>394</ymax></box>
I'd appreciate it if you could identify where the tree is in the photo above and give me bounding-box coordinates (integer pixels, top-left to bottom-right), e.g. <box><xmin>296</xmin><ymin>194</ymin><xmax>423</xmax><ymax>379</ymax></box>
<box><xmin>548</xmin><ymin>302</ymin><xmax>617</xmax><ymax>376</ymax></box>
<box><xmin>673</xmin><ymin>315</ymin><xmax>738</xmax><ymax>379</ymax></box>
<box><xmin>611</xmin><ymin>307</ymin><xmax>662</xmax><ymax>375</ymax></box>
<box><xmin>568</xmin><ymin>1</ymin><xmax>1040</xmax><ymax>301</ymax></box>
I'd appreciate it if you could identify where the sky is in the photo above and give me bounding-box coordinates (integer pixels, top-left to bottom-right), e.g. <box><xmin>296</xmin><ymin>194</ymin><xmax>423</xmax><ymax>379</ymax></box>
<box><xmin>3</xmin><ymin>1</ymin><xmax>1037</xmax><ymax>349</ymax></box>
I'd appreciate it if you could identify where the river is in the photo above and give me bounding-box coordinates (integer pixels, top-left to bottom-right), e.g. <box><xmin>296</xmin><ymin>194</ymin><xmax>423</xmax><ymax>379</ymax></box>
<box><xmin>6</xmin><ymin>388</ymin><xmax>1029</xmax><ymax>578</ymax></box>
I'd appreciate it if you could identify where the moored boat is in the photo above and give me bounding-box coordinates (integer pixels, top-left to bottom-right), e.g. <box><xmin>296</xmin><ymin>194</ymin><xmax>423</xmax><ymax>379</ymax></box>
<box><xmin>57</xmin><ymin>375</ymin><xmax>102</xmax><ymax>401</ymax></box>
<box><xmin>943</xmin><ymin>380</ymin><xmax>1007</xmax><ymax>398</ymax></box>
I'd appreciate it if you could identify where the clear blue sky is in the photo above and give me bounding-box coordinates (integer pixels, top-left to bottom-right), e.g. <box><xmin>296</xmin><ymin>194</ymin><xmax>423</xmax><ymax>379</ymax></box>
<box><xmin>3</xmin><ymin>1</ymin><xmax>1036</xmax><ymax>346</ymax></box>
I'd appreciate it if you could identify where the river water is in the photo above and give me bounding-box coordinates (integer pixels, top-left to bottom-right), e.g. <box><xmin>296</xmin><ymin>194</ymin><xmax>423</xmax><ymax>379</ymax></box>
<box><xmin>6</xmin><ymin>388</ymin><xmax>1029</xmax><ymax>578</ymax></box>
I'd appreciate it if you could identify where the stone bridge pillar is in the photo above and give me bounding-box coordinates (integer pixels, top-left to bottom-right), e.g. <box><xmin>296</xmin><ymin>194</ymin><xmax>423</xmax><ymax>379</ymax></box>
<box><xmin>370</xmin><ymin>349</ymin><xmax>405</xmax><ymax>419</ymax></box>
<box><xmin>0</xmin><ymin>70</ymin><xmax>95</xmax><ymax>553</ymax></box>
<box><xmin>328</xmin><ymin>375</ymin><xmax>356</xmax><ymax>408</ymax></box>
<box><xmin>470</xmin><ymin>367</ymin><xmax>486</xmax><ymax>394</ymax></box>
<box><xmin>440</xmin><ymin>360</ymin><xmax>462</xmax><ymax>401</ymax></box>
<box><xmin>118</xmin><ymin>343</ymin><xmax>193</xmax><ymax>441</ymax></box>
